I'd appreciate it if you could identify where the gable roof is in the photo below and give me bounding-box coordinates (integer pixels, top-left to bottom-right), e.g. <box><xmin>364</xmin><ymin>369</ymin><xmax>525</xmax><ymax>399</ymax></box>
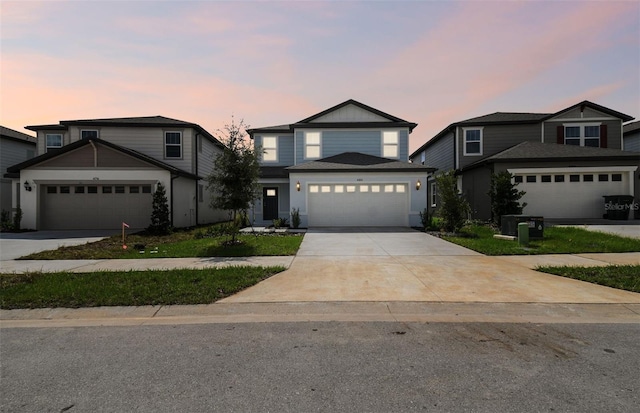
<box><xmin>1</xmin><ymin>126</ymin><xmax>37</xmax><ymax>144</ymax></box>
<box><xmin>5</xmin><ymin>138</ymin><xmax>199</xmax><ymax>179</ymax></box>
<box><xmin>624</xmin><ymin>120</ymin><xmax>640</xmax><ymax>135</ymax></box>
<box><xmin>248</xmin><ymin>99</ymin><xmax>417</xmax><ymax>136</ymax></box>
<box><xmin>461</xmin><ymin>141</ymin><xmax>639</xmax><ymax>172</ymax></box>
<box><xmin>26</xmin><ymin>116</ymin><xmax>225</xmax><ymax>149</ymax></box>
<box><xmin>286</xmin><ymin>152</ymin><xmax>434</xmax><ymax>173</ymax></box>
<box><xmin>410</xmin><ymin>100</ymin><xmax>634</xmax><ymax>160</ymax></box>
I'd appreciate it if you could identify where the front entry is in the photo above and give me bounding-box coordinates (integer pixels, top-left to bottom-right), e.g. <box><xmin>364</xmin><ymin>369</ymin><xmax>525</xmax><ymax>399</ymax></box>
<box><xmin>262</xmin><ymin>187</ymin><xmax>279</xmax><ymax>220</ymax></box>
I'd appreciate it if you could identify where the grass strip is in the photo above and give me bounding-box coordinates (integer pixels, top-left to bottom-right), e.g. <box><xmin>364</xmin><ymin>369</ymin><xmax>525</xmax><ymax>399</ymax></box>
<box><xmin>0</xmin><ymin>266</ymin><xmax>285</xmax><ymax>309</ymax></box>
<box><xmin>536</xmin><ymin>265</ymin><xmax>640</xmax><ymax>293</ymax></box>
<box><xmin>443</xmin><ymin>225</ymin><xmax>640</xmax><ymax>255</ymax></box>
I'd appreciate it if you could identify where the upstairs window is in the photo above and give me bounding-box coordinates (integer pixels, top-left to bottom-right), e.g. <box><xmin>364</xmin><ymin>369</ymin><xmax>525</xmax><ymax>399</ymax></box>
<box><xmin>563</xmin><ymin>124</ymin><xmax>600</xmax><ymax>147</ymax></box>
<box><xmin>81</xmin><ymin>130</ymin><xmax>99</xmax><ymax>140</ymax></box>
<box><xmin>46</xmin><ymin>134</ymin><xmax>63</xmax><ymax>151</ymax></box>
<box><xmin>305</xmin><ymin>132</ymin><xmax>321</xmax><ymax>159</ymax></box>
<box><xmin>421</xmin><ymin>151</ymin><xmax>426</xmax><ymax>165</ymax></box>
<box><xmin>165</xmin><ymin>131</ymin><xmax>182</xmax><ymax>158</ymax></box>
<box><xmin>382</xmin><ymin>131</ymin><xmax>399</xmax><ymax>158</ymax></box>
<box><xmin>262</xmin><ymin>136</ymin><xmax>278</xmax><ymax>162</ymax></box>
<box><xmin>463</xmin><ymin>128</ymin><xmax>483</xmax><ymax>156</ymax></box>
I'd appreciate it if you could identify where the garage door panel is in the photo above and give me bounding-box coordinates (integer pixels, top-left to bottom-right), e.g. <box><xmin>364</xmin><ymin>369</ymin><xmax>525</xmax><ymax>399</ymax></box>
<box><xmin>308</xmin><ymin>183</ymin><xmax>408</xmax><ymax>227</ymax></box>
<box><xmin>42</xmin><ymin>185</ymin><xmax>152</xmax><ymax>230</ymax></box>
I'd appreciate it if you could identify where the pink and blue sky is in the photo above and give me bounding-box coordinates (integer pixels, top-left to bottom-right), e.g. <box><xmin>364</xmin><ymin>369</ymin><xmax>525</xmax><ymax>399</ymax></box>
<box><xmin>2</xmin><ymin>0</ymin><xmax>639</xmax><ymax>152</ymax></box>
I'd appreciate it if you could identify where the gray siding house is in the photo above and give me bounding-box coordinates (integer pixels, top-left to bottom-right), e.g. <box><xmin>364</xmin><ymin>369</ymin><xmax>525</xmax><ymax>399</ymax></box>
<box><xmin>248</xmin><ymin>100</ymin><xmax>434</xmax><ymax>227</ymax></box>
<box><xmin>623</xmin><ymin>121</ymin><xmax>640</xmax><ymax>153</ymax></box>
<box><xmin>410</xmin><ymin>101</ymin><xmax>639</xmax><ymax>220</ymax></box>
<box><xmin>0</xmin><ymin>126</ymin><xmax>36</xmax><ymax>218</ymax></box>
<box><xmin>5</xmin><ymin>116</ymin><xmax>227</xmax><ymax>230</ymax></box>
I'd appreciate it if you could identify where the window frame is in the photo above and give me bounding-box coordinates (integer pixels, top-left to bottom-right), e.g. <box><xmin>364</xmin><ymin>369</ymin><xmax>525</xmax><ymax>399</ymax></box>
<box><xmin>164</xmin><ymin>131</ymin><xmax>183</xmax><ymax>159</ymax></box>
<box><xmin>304</xmin><ymin>132</ymin><xmax>321</xmax><ymax>160</ymax></box>
<box><xmin>462</xmin><ymin>127</ymin><xmax>483</xmax><ymax>156</ymax></box>
<box><xmin>45</xmin><ymin>134</ymin><xmax>63</xmax><ymax>151</ymax></box>
<box><xmin>430</xmin><ymin>182</ymin><xmax>437</xmax><ymax>207</ymax></box>
<box><xmin>261</xmin><ymin>136</ymin><xmax>278</xmax><ymax>162</ymax></box>
<box><xmin>563</xmin><ymin>123</ymin><xmax>601</xmax><ymax>147</ymax></box>
<box><xmin>81</xmin><ymin>130</ymin><xmax>99</xmax><ymax>140</ymax></box>
<box><xmin>382</xmin><ymin>131</ymin><xmax>399</xmax><ymax>159</ymax></box>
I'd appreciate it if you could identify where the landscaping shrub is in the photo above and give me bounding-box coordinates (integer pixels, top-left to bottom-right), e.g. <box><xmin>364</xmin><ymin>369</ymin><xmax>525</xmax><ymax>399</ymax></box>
<box><xmin>487</xmin><ymin>171</ymin><xmax>526</xmax><ymax>225</ymax></box>
<box><xmin>434</xmin><ymin>171</ymin><xmax>470</xmax><ymax>233</ymax></box>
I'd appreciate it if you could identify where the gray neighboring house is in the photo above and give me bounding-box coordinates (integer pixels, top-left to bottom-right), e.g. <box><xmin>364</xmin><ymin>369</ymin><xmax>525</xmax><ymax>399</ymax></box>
<box><xmin>623</xmin><ymin>120</ymin><xmax>640</xmax><ymax>152</ymax></box>
<box><xmin>410</xmin><ymin>101</ymin><xmax>639</xmax><ymax>221</ymax></box>
<box><xmin>1</xmin><ymin>126</ymin><xmax>36</xmax><ymax>218</ymax></box>
<box><xmin>5</xmin><ymin>116</ymin><xmax>228</xmax><ymax>230</ymax></box>
<box><xmin>248</xmin><ymin>99</ymin><xmax>434</xmax><ymax>227</ymax></box>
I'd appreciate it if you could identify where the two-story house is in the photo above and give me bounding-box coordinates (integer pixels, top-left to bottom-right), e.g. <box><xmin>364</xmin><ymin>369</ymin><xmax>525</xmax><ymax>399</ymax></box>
<box><xmin>5</xmin><ymin>116</ymin><xmax>227</xmax><ymax>230</ymax></box>
<box><xmin>247</xmin><ymin>100</ymin><xmax>434</xmax><ymax>227</ymax></box>
<box><xmin>623</xmin><ymin>121</ymin><xmax>640</xmax><ymax>153</ymax></box>
<box><xmin>1</xmin><ymin>126</ymin><xmax>37</xmax><ymax>217</ymax></box>
<box><xmin>410</xmin><ymin>101</ymin><xmax>639</xmax><ymax>221</ymax></box>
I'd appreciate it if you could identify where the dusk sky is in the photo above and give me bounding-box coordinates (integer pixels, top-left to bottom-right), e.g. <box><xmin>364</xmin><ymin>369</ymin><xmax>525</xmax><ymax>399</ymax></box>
<box><xmin>2</xmin><ymin>0</ymin><xmax>639</xmax><ymax>152</ymax></box>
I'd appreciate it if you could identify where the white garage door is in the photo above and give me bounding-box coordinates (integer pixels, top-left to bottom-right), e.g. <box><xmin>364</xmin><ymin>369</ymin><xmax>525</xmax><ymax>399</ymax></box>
<box><xmin>41</xmin><ymin>184</ymin><xmax>153</xmax><ymax>230</ymax></box>
<box><xmin>514</xmin><ymin>171</ymin><xmax>630</xmax><ymax>219</ymax></box>
<box><xmin>308</xmin><ymin>183</ymin><xmax>408</xmax><ymax>227</ymax></box>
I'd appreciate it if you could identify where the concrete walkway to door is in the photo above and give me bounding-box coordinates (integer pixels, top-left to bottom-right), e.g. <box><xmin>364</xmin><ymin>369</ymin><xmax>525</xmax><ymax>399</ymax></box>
<box><xmin>221</xmin><ymin>227</ymin><xmax>640</xmax><ymax>304</ymax></box>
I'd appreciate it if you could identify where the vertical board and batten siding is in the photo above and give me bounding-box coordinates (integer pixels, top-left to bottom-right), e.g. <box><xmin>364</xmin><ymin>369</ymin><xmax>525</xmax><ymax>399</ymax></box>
<box><xmin>542</xmin><ymin>119</ymin><xmax>622</xmax><ymax>150</ymax></box>
<box><xmin>309</xmin><ymin>105</ymin><xmax>392</xmax><ymax>123</ymax></box>
<box><xmin>255</xmin><ymin>135</ymin><xmax>295</xmax><ymax>166</ymax></box>
<box><xmin>66</xmin><ymin>126</ymin><xmax>196</xmax><ymax>173</ymax></box>
<box><xmin>458</xmin><ymin>123</ymin><xmax>541</xmax><ymax>170</ymax></box>
<box><xmin>294</xmin><ymin>129</ymin><xmax>409</xmax><ymax>164</ymax></box>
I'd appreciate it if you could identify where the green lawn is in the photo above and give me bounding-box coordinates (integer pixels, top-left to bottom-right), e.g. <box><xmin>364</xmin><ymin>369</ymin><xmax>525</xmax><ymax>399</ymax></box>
<box><xmin>0</xmin><ymin>266</ymin><xmax>285</xmax><ymax>309</ymax></box>
<box><xmin>536</xmin><ymin>265</ymin><xmax>640</xmax><ymax>293</ymax></box>
<box><xmin>21</xmin><ymin>225</ymin><xmax>304</xmax><ymax>260</ymax></box>
<box><xmin>443</xmin><ymin>225</ymin><xmax>640</xmax><ymax>255</ymax></box>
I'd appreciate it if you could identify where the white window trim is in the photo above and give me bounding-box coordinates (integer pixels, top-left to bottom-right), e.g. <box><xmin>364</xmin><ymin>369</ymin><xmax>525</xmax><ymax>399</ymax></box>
<box><xmin>80</xmin><ymin>129</ymin><xmax>99</xmax><ymax>140</ymax></box>
<box><xmin>563</xmin><ymin>123</ymin><xmax>601</xmax><ymax>147</ymax></box>
<box><xmin>430</xmin><ymin>182</ymin><xmax>437</xmax><ymax>207</ymax></box>
<box><xmin>382</xmin><ymin>130</ymin><xmax>400</xmax><ymax>159</ymax></box>
<box><xmin>462</xmin><ymin>127</ymin><xmax>483</xmax><ymax>156</ymax></box>
<box><xmin>304</xmin><ymin>131</ymin><xmax>321</xmax><ymax>160</ymax></box>
<box><xmin>45</xmin><ymin>133</ymin><xmax>63</xmax><ymax>151</ymax></box>
<box><xmin>164</xmin><ymin>131</ymin><xmax>183</xmax><ymax>159</ymax></box>
<box><xmin>261</xmin><ymin>136</ymin><xmax>278</xmax><ymax>163</ymax></box>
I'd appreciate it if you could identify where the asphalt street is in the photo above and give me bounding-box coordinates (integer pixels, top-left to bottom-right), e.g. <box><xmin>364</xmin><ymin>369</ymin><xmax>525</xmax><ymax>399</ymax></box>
<box><xmin>2</xmin><ymin>322</ymin><xmax>639</xmax><ymax>413</ymax></box>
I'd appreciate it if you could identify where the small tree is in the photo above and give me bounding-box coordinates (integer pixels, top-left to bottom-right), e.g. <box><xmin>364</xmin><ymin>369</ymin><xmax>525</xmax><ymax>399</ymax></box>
<box><xmin>148</xmin><ymin>182</ymin><xmax>171</xmax><ymax>235</ymax></box>
<box><xmin>207</xmin><ymin>117</ymin><xmax>260</xmax><ymax>244</ymax></box>
<box><xmin>434</xmin><ymin>170</ymin><xmax>470</xmax><ymax>233</ymax></box>
<box><xmin>487</xmin><ymin>171</ymin><xmax>527</xmax><ymax>226</ymax></box>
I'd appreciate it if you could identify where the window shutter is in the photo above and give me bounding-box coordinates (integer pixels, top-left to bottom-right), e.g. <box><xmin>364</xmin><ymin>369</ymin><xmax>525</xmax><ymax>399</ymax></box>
<box><xmin>556</xmin><ymin>126</ymin><xmax>564</xmax><ymax>144</ymax></box>
<box><xmin>600</xmin><ymin>125</ymin><xmax>607</xmax><ymax>148</ymax></box>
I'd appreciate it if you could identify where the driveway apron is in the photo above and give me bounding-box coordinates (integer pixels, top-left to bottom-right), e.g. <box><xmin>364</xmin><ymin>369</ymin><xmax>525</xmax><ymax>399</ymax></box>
<box><xmin>220</xmin><ymin>228</ymin><xmax>640</xmax><ymax>304</ymax></box>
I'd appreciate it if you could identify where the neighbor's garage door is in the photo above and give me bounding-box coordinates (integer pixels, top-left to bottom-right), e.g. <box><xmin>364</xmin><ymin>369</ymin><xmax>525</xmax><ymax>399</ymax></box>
<box><xmin>41</xmin><ymin>184</ymin><xmax>153</xmax><ymax>230</ymax></box>
<box><xmin>308</xmin><ymin>183</ymin><xmax>408</xmax><ymax>227</ymax></box>
<box><xmin>515</xmin><ymin>171</ymin><xmax>629</xmax><ymax>219</ymax></box>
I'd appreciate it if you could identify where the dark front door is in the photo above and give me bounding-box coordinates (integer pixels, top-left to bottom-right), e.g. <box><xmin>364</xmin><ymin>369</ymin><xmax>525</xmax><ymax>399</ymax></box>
<box><xmin>263</xmin><ymin>187</ymin><xmax>279</xmax><ymax>220</ymax></box>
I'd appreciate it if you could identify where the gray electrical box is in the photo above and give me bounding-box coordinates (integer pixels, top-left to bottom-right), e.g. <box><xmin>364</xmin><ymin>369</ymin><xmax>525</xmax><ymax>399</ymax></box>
<box><xmin>501</xmin><ymin>215</ymin><xmax>544</xmax><ymax>239</ymax></box>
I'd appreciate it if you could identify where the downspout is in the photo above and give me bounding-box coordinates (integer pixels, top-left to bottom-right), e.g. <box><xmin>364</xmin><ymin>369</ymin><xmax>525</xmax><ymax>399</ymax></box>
<box><xmin>170</xmin><ymin>174</ymin><xmax>179</xmax><ymax>228</ymax></box>
<box><xmin>89</xmin><ymin>139</ymin><xmax>98</xmax><ymax>167</ymax></box>
<box><xmin>194</xmin><ymin>133</ymin><xmax>199</xmax><ymax>226</ymax></box>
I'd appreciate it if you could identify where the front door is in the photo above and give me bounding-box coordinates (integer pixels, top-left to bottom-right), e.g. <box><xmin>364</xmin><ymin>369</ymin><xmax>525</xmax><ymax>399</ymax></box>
<box><xmin>263</xmin><ymin>187</ymin><xmax>279</xmax><ymax>220</ymax></box>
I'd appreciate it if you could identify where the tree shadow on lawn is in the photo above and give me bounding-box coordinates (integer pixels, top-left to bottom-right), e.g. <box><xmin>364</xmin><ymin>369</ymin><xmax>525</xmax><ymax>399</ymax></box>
<box><xmin>196</xmin><ymin>242</ymin><xmax>258</xmax><ymax>257</ymax></box>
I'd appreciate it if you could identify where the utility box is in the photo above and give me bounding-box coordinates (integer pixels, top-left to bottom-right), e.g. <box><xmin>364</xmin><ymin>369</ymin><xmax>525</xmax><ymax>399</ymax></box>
<box><xmin>501</xmin><ymin>215</ymin><xmax>544</xmax><ymax>239</ymax></box>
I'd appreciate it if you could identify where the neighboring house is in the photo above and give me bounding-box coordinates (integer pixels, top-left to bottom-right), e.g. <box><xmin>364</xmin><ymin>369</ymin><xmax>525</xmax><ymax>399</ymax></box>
<box><xmin>247</xmin><ymin>100</ymin><xmax>434</xmax><ymax>227</ymax></box>
<box><xmin>5</xmin><ymin>116</ymin><xmax>227</xmax><ymax>230</ymax></box>
<box><xmin>410</xmin><ymin>101</ymin><xmax>639</xmax><ymax>221</ymax></box>
<box><xmin>623</xmin><ymin>120</ymin><xmax>640</xmax><ymax>152</ymax></box>
<box><xmin>1</xmin><ymin>126</ymin><xmax>37</xmax><ymax>217</ymax></box>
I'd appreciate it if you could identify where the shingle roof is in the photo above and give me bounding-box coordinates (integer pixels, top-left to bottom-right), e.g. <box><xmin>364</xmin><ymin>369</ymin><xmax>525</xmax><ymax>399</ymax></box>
<box><xmin>462</xmin><ymin>141</ymin><xmax>639</xmax><ymax>171</ymax></box>
<box><xmin>0</xmin><ymin>126</ymin><xmax>37</xmax><ymax>144</ymax></box>
<box><xmin>286</xmin><ymin>152</ymin><xmax>435</xmax><ymax>173</ymax></box>
<box><xmin>26</xmin><ymin>116</ymin><xmax>225</xmax><ymax>149</ymax></box>
<box><xmin>260</xmin><ymin>166</ymin><xmax>289</xmax><ymax>179</ymax></box>
<box><xmin>458</xmin><ymin>112</ymin><xmax>551</xmax><ymax>125</ymax></box>
<box><xmin>624</xmin><ymin>120</ymin><xmax>640</xmax><ymax>135</ymax></box>
<box><xmin>5</xmin><ymin>138</ymin><xmax>199</xmax><ymax>180</ymax></box>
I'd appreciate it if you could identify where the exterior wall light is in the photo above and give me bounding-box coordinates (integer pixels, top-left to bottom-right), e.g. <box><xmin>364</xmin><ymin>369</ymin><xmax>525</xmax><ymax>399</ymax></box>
<box><xmin>24</xmin><ymin>180</ymin><xmax>32</xmax><ymax>191</ymax></box>
<box><xmin>416</xmin><ymin>180</ymin><xmax>421</xmax><ymax>191</ymax></box>
<box><xmin>296</xmin><ymin>181</ymin><xmax>301</xmax><ymax>192</ymax></box>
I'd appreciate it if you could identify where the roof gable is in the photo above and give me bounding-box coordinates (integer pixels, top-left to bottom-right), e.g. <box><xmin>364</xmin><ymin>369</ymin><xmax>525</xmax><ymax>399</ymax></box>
<box><xmin>286</xmin><ymin>152</ymin><xmax>434</xmax><ymax>173</ymax></box>
<box><xmin>36</xmin><ymin>143</ymin><xmax>155</xmax><ymax>169</ymax></box>
<box><xmin>1</xmin><ymin>126</ymin><xmax>37</xmax><ymax>144</ymax></box>
<box><xmin>544</xmin><ymin>101</ymin><xmax>634</xmax><ymax>122</ymax></box>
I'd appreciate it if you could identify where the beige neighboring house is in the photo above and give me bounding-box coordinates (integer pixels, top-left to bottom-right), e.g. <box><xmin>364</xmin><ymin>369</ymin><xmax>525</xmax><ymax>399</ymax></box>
<box><xmin>5</xmin><ymin>116</ymin><xmax>227</xmax><ymax>230</ymax></box>
<box><xmin>1</xmin><ymin>126</ymin><xmax>37</xmax><ymax>218</ymax></box>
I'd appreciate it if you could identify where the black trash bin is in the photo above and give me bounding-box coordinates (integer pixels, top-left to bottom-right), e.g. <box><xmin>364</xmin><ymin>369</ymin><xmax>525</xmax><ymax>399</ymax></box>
<box><xmin>603</xmin><ymin>195</ymin><xmax>634</xmax><ymax>220</ymax></box>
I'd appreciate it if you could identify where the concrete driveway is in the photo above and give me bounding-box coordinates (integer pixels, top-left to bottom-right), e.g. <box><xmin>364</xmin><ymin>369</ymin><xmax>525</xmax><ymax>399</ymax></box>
<box><xmin>221</xmin><ymin>227</ymin><xmax>640</xmax><ymax>304</ymax></box>
<box><xmin>0</xmin><ymin>230</ymin><xmax>115</xmax><ymax>261</ymax></box>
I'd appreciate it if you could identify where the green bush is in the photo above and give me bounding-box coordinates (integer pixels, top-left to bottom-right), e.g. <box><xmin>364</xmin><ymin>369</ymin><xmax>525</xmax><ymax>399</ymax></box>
<box><xmin>291</xmin><ymin>208</ymin><xmax>301</xmax><ymax>229</ymax></box>
<box><xmin>273</xmin><ymin>217</ymin><xmax>289</xmax><ymax>229</ymax></box>
<box><xmin>435</xmin><ymin>171</ymin><xmax>470</xmax><ymax>233</ymax></box>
